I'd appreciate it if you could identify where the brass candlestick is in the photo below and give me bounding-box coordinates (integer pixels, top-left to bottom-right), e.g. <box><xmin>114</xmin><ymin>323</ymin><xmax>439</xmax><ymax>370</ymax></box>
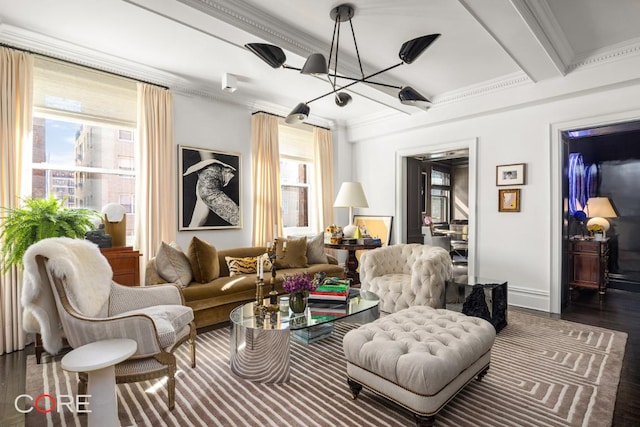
<box><xmin>254</xmin><ymin>278</ymin><xmax>266</xmax><ymax>315</ymax></box>
<box><xmin>264</xmin><ymin>238</ymin><xmax>286</xmax><ymax>313</ymax></box>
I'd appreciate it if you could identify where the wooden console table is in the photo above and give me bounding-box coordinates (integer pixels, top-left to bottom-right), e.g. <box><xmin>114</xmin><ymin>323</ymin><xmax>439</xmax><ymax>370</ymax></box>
<box><xmin>324</xmin><ymin>242</ymin><xmax>381</xmax><ymax>285</ymax></box>
<box><xmin>100</xmin><ymin>246</ymin><xmax>141</xmax><ymax>286</ymax></box>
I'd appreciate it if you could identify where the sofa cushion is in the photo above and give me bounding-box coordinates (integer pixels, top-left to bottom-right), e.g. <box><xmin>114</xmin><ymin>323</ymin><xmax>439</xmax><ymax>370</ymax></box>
<box><xmin>186</xmin><ymin>237</ymin><xmax>219</xmax><ymax>283</ymax></box>
<box><xmin>156</xmin><ymin>242</ymin><xmax>192</xmax><ymax>288</ymax></box>
<box><xmin>225</xmin><ymin>255</ymin><xmax>272</xmax><ymax>277</ymax></box>
<box><xmin>305</xmin><ymin>232</ymin><xmax>329</xmax><ymax>264</ymax></box>
<box><xmin>275</xmin><ymin>236</ymin><xmax>308</xmax><ymax>268</ymax></box>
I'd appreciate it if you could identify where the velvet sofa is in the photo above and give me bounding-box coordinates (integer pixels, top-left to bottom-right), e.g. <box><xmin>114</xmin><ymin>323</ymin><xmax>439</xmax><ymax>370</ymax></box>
<box><xmin>145</xmin><ymin>236</ymin><xmax>345</xmax><ymax>329</ymax></box>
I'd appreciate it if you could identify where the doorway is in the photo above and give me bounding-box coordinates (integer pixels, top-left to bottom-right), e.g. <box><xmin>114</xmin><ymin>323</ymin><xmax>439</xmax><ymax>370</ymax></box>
<box><xmin>562</xmin><ymin>120</ymin><xmax>640</xmax><ymax>305</ymax></box>
<box><xmin>395</xmin><ymin>138</ymin><xmax>477</xmax><ymax>278</ymax></box>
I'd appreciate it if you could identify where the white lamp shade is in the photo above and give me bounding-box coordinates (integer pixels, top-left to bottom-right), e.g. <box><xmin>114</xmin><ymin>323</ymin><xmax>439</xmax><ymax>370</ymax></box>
<box><xmin>585</xmin><ymin>197</ymin><xmax>617</xmax><ymax>218</ymax></box>
<box><xmin>334</xmin><ymin>182</ymin><xmax>368</xmax><ymax>238</ymax></box>
<box><xmin>333</xmin><ymin>182</ymin><xmax>369</xmax><ymax>209</ymax></box>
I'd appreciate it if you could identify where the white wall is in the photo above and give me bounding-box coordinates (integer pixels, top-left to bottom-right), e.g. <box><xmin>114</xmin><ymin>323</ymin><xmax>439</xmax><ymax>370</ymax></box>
<box><xmin>172</xmin><ymin>93</ymin><xmax>253</xmax><ymax>250</ymax></box>
<box><xmin>351</xmin><ymin>82</ymin><xmax>640</xmax><ymax>313</ymax></box>
<box><xmin>172</xmin><ymin>94</ymin><xmax>352</xmax><ymax>252</ymax></box>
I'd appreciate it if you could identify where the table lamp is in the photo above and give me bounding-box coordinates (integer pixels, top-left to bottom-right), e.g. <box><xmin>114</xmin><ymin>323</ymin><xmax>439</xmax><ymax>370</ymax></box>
<box><xmin>334</xmin><ymin>182</ymin><xmax>369</xmax><ymax>238</ymax></box>
<box><xmin>585</xmin><ymin>197</ymin><xmax>617</xmax><ymax>232</ymax></box>
<box><xmin>102</xmin><ymin>203</ymin><xmax>127</xmax><ymax>247</ymax></box>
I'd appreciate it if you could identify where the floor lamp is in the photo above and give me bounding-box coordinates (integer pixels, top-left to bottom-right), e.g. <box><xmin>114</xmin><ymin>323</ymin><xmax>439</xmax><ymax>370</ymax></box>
<box><xmin>334</xmin><ymin>182</ymin><xmax>369</xmax><ymax>238</ymax></box>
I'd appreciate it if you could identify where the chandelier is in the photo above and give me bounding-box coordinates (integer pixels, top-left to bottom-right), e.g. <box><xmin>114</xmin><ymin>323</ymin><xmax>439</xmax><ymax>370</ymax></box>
<box><xmin>245</xmin><ymin>3</ymin><xmax>440</xmax><ymax>124</ymax></box>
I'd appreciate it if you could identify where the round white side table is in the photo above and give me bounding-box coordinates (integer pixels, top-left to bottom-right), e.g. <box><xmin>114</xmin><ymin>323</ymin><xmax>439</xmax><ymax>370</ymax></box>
<box><xmin>61</xmin><ymin>339</ymin><xmax>137</xmax><ymax>427</ymax></box>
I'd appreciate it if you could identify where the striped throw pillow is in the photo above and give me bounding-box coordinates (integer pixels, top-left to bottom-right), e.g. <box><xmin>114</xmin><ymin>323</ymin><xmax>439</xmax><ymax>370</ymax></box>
<box><xmin>225</xmin><ymin>255</ymin><xmax>272</xmax><ymax>277</ymax></box>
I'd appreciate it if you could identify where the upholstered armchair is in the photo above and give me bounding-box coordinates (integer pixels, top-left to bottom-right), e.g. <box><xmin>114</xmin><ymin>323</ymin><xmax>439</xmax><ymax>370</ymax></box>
<box><xmin>22</xmin><ymin>237</ymin><xmax>196</xmax><ymax>410</ymax></box>
<box><xmin>359</xmin><ymin>243</ymin><xmax>452</xmax><ymax>313</ymax></box>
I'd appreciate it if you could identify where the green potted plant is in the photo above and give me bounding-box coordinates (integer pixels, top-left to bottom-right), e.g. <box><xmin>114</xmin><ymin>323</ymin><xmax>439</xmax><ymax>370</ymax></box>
<box><xmin>0</xmin><ymin>195</ymin><xmax>100</xmax><ymax>273</ymax></box>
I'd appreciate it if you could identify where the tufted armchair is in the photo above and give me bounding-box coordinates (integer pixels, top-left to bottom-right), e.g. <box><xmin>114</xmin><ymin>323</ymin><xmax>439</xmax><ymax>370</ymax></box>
<box><xmin>359</xmin><ymin>243</ymin><xmax>452</xmax><ymax>313</ymax></box>
<box><xmin>22</xmin><ymin>238</ymin><xmax>196</xmax><ymax>410</ymax></box>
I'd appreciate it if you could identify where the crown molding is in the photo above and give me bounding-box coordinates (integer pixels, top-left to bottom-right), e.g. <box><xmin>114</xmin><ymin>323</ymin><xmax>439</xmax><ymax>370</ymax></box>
<box><xmin>432</xmin><ymin>72</ymin><xmax>532</xmax><ymax>105</ymax></box>
<box><xmin>0</xmin><ymin>23</ymin><xmax>185</xmax><ymax>87</ymax></box>
<box><xmin>569</xmin><ymin>37</ymin><xmax>640</xmax><ymax>72</ymax></box>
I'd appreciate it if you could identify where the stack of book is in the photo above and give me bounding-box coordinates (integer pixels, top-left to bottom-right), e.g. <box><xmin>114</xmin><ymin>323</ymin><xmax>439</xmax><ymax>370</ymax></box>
<box><xmin>308</xmin><ymin>278</ymin><xmax>350</xmax><ymax>303</ymax></box>
<box><xmin>309</xmin><ymin>305</ymin><xmax>347</xmax><ymax>322</ymax></box>
<box><xmin>292</xmin><ymin>323</ymin><xmax>334</xmax><ymax>344</ymax></box>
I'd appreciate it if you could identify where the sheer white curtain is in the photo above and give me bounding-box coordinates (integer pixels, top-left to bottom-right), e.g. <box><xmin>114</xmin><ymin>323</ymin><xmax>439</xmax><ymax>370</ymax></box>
<box><xmin>313</xmin><ymin>127</ymin><xmax>335</xmax><ymax>228</ymax></box>
<box><xmin>135</xmin><ymin>83</ymin><xmax>175</xmax><ymax>270</ymax></box>
<box><xmin>1</xmin><ymin>47</ymin><xmax>33</xmax><ymax>354</ymax></box>
<box><xmin>251</xmin><ymin>113</ymin><xmax>282</xmax><ymax>245</ymax></box>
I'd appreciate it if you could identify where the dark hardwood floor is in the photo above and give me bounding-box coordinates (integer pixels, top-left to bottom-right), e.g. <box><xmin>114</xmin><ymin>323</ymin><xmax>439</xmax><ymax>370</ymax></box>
<box><xmin>561</xmin><ymin>288</ymin><xmax>640</xmax><ymax>427</ymax></box>
<box><xmin>1</xmin><ymin>288</ymin><xmax>638</xmax><ymax>427</ymax></box>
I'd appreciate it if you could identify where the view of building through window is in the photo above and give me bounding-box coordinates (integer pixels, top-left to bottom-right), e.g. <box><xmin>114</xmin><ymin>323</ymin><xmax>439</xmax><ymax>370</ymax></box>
<box><xmin>430</xmin><ymin>168</ymin><xmax>451</xmax><ymax>223</ymax></box>
<box><xmin>31</xmin><ymin>116</ymin><xmax>137</xmax><ymax>239</ymax></box>
<box><xmin>278</xmin><ymin>122</ymin><xmax>316</xmax><ymax>235</ymax></box>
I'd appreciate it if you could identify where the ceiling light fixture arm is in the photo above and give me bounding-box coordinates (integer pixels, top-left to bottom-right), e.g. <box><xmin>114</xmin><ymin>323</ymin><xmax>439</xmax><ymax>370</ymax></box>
<box><xmin>305</xmin><ymin>62</ymin><xmax>404</xmax><ymax>105</ymax></box>
<box><xmin>348</xmin><ymin>18</ymin><xmax>365</xmax><ymax>80</ymax></box>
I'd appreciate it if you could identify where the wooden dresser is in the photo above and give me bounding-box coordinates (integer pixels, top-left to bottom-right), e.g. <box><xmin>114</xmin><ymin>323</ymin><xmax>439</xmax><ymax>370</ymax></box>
<box><xmin>100</xmin><ymin>246</ymin><xmax>141</xmax><ymax>286</ymax></box>
<box><xmin>568</xmin><ymin>238</ymin><xmax>609</xmax><ymax>296</ymax></box>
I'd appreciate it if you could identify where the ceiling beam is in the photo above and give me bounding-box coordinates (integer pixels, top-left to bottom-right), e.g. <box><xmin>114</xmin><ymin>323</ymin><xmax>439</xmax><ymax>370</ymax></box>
<box><xmin>458</xmin><ymin>0</ymin><xmax>568</xmax><ymax>82</ymax></box>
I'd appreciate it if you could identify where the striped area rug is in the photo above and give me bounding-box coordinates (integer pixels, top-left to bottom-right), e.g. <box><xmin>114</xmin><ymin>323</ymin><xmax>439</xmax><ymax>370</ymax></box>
<box><xmin>25</xmin><ymin>310</ymin><xmax>626</xmax><ymax>427</ymax></box>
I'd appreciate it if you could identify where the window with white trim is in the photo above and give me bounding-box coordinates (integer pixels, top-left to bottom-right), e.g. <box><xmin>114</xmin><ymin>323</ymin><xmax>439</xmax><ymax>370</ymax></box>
<box><xmin>279</xmin><ymin>122</ymin><xmax>317</xmax><ymax>235</ymax></box>
<box><xmin>31</xmin><ymin>57</ymin><xmax>138</xmax><ymax>242</ymax></box>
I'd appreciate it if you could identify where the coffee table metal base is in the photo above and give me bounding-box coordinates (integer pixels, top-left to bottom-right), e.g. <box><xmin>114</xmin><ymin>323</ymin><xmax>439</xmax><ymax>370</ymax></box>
<box><xmin>230</xmin><ymin>325</ymin><xmax>290</xmax><ymax>383</ymax></box>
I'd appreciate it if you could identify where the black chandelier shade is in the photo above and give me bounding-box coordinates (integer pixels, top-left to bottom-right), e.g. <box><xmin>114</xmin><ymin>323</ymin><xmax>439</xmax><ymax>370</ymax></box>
<box><xmin>399</xmin><ymin>34</ymin><xmax>441</xmax><ymax>64</ymax></box>
<box><xmin>284</xmin><ymin>102</ymin><xmax>310</xmax><ymax>124</ymax></box>
<box><xmin>246</xmin><ymin>4</ymin><xmax>440</xmax><ymax>123</ymax></box>
<box><xmin>245</xmin><ymin>43</ymin><xmax>287</xmax><ymax>68</ymax></box>
<box><xmin>398</xmin><ymin>86</ymin><xmax>432</xmax><ymax>108</ymax></box>
<box><xmin>301</xmin><ymin>53</ymin><xmax>329</xmax><ymax>75</ymax></box>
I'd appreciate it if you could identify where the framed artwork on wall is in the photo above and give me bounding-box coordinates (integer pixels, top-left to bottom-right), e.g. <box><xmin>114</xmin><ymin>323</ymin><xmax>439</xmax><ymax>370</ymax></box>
<box><xmin>179</xmin><ymin>145</ymin><xmax>242</xmax><ymax>230</ymax></box>
<box><xmin>496</xmin><ymin>163</ymin><xmax>526</xmax><ymax>186</ymax></box>
<box><xmin>498</xmin><ymin>188</ymin><xmax>521</xmax><ymax>212</ymax></box>
<box><xmin>353</xmin><ymin>215</ymin><xmax>393</xmax><ymax>245</ymax></box>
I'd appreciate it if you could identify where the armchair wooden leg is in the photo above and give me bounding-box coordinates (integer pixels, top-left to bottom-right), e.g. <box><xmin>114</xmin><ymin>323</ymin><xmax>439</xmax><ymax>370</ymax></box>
<box><xmin>167</xmin><ymin>365</ymin><xmax>176</xmax><ymax>411</ymax></box>
<box><xmin>189</xmin><ymin>323</ymin><xmax>197</xmax><ymax>368</ymax></box>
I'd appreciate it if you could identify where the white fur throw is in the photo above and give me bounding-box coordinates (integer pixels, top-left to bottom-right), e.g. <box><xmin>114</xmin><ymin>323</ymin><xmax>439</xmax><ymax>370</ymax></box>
<box><xmin>22</xmin><ymin>237</ymin><xmax>113</xmax><ymax>355</ymax></box>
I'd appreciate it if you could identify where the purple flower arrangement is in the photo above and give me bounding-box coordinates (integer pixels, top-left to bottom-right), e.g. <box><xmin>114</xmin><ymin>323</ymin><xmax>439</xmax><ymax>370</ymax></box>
<box><xmin>282</xmin><ymin>272</ymin><xmax>317</xmax><ymax>295</ymax></box>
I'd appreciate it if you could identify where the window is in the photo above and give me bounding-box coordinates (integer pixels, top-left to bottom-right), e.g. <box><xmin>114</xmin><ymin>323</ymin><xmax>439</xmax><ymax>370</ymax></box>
<box><xmin>278</xmin><ymin>122</ymin><xmax>317</xmax><ymax>235</ymax></box>
<box><xmin>31</xmin><ymin>57</ymin><xmax>137</xmax><ymax>242</ymax></box>
<box><xmin>430</xmin><ymin>166</ymin><xmax>451</xmax><ymax>223</ymax></box>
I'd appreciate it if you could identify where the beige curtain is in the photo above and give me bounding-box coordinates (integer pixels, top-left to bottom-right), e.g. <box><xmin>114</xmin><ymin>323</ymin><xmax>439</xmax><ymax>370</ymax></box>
<box><xmin>135</xmin><ymin>83</ymin><xmax>175</xmax><ymax>271</ymax></box>
<box><xmin>251</xmin><ymin>113</ymin><xmax>282</xmax><ymax>245</ymax></box>
<box><xmin>0</xmin><ymin>47</ymin><xmax>33</xmax><ymax>354</ymax></box>
<box><xmin>313</xmin><ymin>127</ymin><xmax>335</xmax><ymax>228</ymax></box>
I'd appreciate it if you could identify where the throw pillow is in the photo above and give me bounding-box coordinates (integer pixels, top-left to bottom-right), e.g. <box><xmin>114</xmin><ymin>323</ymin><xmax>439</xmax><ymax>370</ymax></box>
<box><xmin>186</xmin><ymin>236</ymin><xmax>219</xmax><ymax>283</ymax></box>
<box><xmin>275</xmin><ymin>236</ymin><xmax>308</xmax><ymax>268</ymax></box>
<box><xmin>156</xmin><ymin>242</ymin><xmax>193</xmax><ymax>288</ymax></box>
<box><xmin>225</xmin><ymin>256</ymin><xmax>272</xmax><ymax>277</ymax></box>
<box><xmin>305</xmin><ymin>232</ymin><xmax>328</xmax><ymax>264</ymax></box>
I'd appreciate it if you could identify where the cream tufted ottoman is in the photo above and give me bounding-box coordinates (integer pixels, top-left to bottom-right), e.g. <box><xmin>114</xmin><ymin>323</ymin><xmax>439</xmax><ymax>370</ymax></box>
<box><xmin>342</xmin><ymin>306</ymin><xmax>496</xmax><ymax>426</ymax></box>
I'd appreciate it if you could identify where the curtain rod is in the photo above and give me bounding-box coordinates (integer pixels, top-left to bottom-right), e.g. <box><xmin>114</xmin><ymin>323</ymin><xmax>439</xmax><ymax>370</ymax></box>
<box><xmin>1</xmin><ymin>42</ymin><xmax>169</xmax><ymax>90</ymax></box>
<box><xmin>252</xmin><ymin>110</ymin><xmax>330</xmax><ymax>131</ymax></box>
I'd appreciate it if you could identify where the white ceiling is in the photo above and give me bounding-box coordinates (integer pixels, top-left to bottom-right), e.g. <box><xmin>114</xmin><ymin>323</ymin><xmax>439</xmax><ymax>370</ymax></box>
<box><xmin>2</xmin><ymin>0</ymin><xmax>640</xmax><ymax>128</ymax></box>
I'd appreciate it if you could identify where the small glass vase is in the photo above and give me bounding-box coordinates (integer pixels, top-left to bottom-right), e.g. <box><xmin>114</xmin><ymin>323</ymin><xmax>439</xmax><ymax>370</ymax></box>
<box><xmin>289</xmin><ymin>292</ymin><xmax>307</xmax><ymax>314</ymax></box>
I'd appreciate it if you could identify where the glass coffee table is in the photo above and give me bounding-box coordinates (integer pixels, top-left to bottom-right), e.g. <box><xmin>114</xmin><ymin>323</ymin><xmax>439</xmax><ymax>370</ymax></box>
<box><xmin>229</xmin><ymin>289</ymin><xmax>379</xmax><ymax>383</ymax></box>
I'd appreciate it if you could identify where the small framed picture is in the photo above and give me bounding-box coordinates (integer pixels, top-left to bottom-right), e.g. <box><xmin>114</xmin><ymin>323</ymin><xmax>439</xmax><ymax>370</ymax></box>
<box><xmin>498</xmin><ymin>189</ymin><xmax>521</xmax><ymax>212</ymax></box>
<box><xmin>496</xmin><ymin>163</ymin><xmax>526</xmax><ymax>186</ymax></box>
